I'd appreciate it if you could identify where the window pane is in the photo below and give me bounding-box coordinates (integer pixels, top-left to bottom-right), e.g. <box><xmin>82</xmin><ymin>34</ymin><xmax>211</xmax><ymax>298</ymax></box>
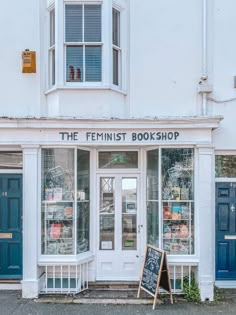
<box><xmin>65</xmin><ymin>5</ymin><xmax>82</xmax><ymax>42</ymax></box>
<box><xmin>50</xmin><ymin>9</ymin><xmax>55</xmax><ymax>47</ymax></box>
<box><xmin>0</xmin><ymin>151</ymin><xmax>22</xmax><ymax>169</ymax></box>
<box><xmin>99</xmin><ymin>151</ymin><xmax>138</xmax><ymax>169</ymax></box>
<box><xmin>100</xmin><ymin>178</ymin><xmax>115</xmax><ymax>250</ymax></box>
<box><xmin>216</xmin><ymin>155</ymin><xmax>236</xmax><ymax>177</ymax></box>
<box><xmin>85</xmin><ymin>46</ymin><xmax>101</xmax><ymax>82</ymax></box>
<box><xmin>50</xmin><ymin>48</ymin><xmax>55</xmax><ymax>86</ymax></box>
<box><xmin>113</xmin><ymin>48</ymin><xmax>119</xmax><ymax>85</ymax></box>
<box><xmin>41</xmin><ymin>149</ymin><xmax>75</xmax><ymax>255</ymax></box>
<box><xmin>161</xmin><ymin>148</ymin><xmax>194</xmax><ymax>255</ymax></box>
<box><xmin>162</xmin><ymin>148</ymin><xmax>194</xmax><ymax>200</ymax></box>
<box><xmin>77</xmin><ymin>149</ymin><xmax>90</xmax><ymax>254</ymax></box>
<box><xmin>66</xmin><ymin>46</ymin><xmax>83</xmax><ymax>82</ymax></box>
<box><xmin>112</xmin><ymin>8</ymin><xmax>120</xmax><ymax>46</ymax></box>
<box><xmin>147</xmin><ymin>149</ymin><xmax>159</xmax><ymax>247</ymax></box>
<box><xmin>84</xmin><ymin>5</ymin><xmax>101</xmax><ymax>42</ymax></box>
<box><xmin>122</xmin><ymin>178</ymin><xmax>137</xmax><ymax>250</ymax></box>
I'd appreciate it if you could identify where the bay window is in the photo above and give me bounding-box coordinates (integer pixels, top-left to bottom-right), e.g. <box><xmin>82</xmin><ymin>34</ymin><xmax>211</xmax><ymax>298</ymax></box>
<box><xmin>47</xmin><ymin>1</ymin><xmax>126</xmax><ymax>90</ymax></box>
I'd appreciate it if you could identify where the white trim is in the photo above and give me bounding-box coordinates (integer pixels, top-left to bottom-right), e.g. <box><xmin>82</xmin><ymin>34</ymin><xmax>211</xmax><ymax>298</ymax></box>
<box><xmin>0</xmin><ymin>283</ymin><xmax>22</xmax><ymax>291</ymax></box>
<box><xmin>215</xmin><ymin>281</ymin><xmax>236</xmax><ymax>289</ymax></box>
<box><xmin>0</xmin><ymin>170</ymin><xmax>23</xmax><ymax>174</ymax></box>
<box><xmin>0</xmin><ymin>116</ymin><xmax>223</xmax><ymax>129</ymax></box>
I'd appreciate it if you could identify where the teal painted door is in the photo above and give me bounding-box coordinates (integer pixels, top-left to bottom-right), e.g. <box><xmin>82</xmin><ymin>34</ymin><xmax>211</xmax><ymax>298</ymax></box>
<box><xmin>0</xmin><ymin>175</ymin><xmax>22</xmax><ymax>279</ymax></box>
<box><xmin>216</xmin><ymin>183</ymin><xmax>236</xmax><ymax>280</ymax></box>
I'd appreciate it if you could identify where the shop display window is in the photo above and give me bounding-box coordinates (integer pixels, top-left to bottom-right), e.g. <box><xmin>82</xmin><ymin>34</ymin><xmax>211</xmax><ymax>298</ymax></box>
<box><xmin>41</xmin><ymin>148</ymin><xmax>90</xmax><ymax>255</ymax></box>
<box><xmin>147</xmin><ymin>148</ymin><xmax>194</xmax><ymax>255</ymax></box>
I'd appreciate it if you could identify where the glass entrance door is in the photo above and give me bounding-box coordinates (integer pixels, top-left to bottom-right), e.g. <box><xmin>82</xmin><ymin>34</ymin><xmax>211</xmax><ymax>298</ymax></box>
<box><xmin>96</xmin><ymin>175</ymin><xmax>141</xmax><ymax>280</ymax></box>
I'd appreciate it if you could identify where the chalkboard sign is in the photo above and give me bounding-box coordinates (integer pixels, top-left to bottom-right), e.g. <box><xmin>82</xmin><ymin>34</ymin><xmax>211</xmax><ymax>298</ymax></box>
<box><xmin>137</xmin><ymin>245</ymin><xmax>173</xmax><ymax>309</ymax></box>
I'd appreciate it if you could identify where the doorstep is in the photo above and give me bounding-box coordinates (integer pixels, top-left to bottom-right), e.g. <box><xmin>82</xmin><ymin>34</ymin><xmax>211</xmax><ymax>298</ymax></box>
<box><xmin>36</xmin><ymin>283</ymin><xmax>162</xmax><ymax>305</ymax></box>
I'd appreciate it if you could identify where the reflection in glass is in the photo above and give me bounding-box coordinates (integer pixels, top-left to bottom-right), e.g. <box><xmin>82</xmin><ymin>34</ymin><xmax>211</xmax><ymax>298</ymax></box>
<box><xmin>100</xmin><ymin>178</ymin><xmax>115</xmax><ymax>250</ymax></box>
<box><xmin>41</xmin><ymin>148</ymin><xmax>75</xmax><ymax>255</ymax></box>
<box><xmin>122</xmin><ymin>178</ymin><xmax>137</xmax><ymax>250</ymax></box>
<box><xmin>162</xmin><ymin>149</ymin><xmax>194</xmax><ymax>201</ymax></box>
<box><xmin>215</xmin><ymin>155</ymin><xmax>236</xmax><ymax>178</ymax></box>
<box><xmin>146</xmin><ymin>149</ymin><xmax>159</xmax><ymax>247</ymax></box>
<box><xmin>161</xmin><ymin>148</ymin><xmax>194</xmax><ymax>255</ymax></box>
<box><xmin>99</xmin><ymin>151</ymin><xmax>138</xmax><ymax>169</ymax></box>
<box><xmin>77</xmin><ymin>149</ymin><xmax>90</xmax><ymax>254</ymax></box>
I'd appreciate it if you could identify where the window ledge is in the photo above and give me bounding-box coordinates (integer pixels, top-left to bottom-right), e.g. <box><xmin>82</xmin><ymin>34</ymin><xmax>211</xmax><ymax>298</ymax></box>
<box><xmin>45</xmin><ymin>85</ymin><xmax>127</xmax><ymax>96</ymax></box>
<box><xmin>38</xmin><ymin>251</ymin><xmax>94</xmax><ymax>265</ymax></box>
<box><xmin>167</xmin><ymin>255</ymin><xmax>199</xmax><ymax>265</ymax></box>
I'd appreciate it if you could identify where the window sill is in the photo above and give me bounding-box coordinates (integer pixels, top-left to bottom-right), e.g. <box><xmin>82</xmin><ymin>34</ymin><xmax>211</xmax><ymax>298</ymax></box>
<box><xmin>45</xmin><ymin>84</ymin><xmax>127</xmax><ymax>96</ymax></box>
<box><xmin>167</xmin><ymin>255</ymin><xmax>199</xmax><ymax>265</ymax></box>
<box><xmin>38</xmin><ymin>251</ymin><xmax>94</xmax><ymax>265</ymax></box>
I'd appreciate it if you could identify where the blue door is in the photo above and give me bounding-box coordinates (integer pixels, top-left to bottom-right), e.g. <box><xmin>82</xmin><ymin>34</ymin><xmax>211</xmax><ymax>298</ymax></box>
<box><xmin>216</xmin><ymin>182</ymin><xmax>236</xmax><ymax>280</ymax></box>
<box><xmin>0</xmin><ymin>174</ymin><xmax>22</xmax><ymax>279</ymax></box>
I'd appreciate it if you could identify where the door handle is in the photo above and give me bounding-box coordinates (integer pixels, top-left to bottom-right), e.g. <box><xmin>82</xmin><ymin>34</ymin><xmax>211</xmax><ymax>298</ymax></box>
<box><xmin>138</xmin><ymin>225</ymin><xmax>143</xmax><ymax>233</ymax></box>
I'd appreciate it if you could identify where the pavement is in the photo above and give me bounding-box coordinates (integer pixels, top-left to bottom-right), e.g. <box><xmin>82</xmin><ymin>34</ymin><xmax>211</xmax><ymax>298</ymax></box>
<box><xmin>0</xmin><ymin>289</ymin><xmax>236</xmax><ymax>315</ymax></box>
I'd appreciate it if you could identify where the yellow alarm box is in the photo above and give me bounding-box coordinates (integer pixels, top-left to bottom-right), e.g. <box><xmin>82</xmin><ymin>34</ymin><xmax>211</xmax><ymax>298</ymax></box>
<box><xmin>22</xmin><ymin>50</ymin><xmax>36</xmax><ymax>73</ymax></box>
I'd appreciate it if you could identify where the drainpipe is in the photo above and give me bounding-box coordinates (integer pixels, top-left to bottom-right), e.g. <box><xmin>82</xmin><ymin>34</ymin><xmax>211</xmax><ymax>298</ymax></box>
<box><xmin>198</xmin><ymin>0</ymin><xmax>212</xmax><ymax>116</ymax></box>
<box><xmin>202</xmin><ymin>0</ymin><xmax>207</xmax><ymax>116</ymax></box>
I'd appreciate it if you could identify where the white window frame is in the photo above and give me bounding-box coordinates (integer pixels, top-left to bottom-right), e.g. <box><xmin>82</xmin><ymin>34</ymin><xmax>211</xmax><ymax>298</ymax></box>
<box><xmin>64</xmin><ymin>2</ymin><xmax>103</xmax><ymax>85</ymax></box>
<box><xmin>112</xmin><ymin>7</ymin><xmax>121</xmax><ymax>87</ymax></box>
<box><xmin>48</xmin><ymin>6</ymin><xmax>55</xmax><ymax>88</ymax></box>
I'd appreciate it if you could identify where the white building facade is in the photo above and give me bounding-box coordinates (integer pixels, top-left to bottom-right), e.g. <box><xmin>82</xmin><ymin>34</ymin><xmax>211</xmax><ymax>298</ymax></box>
<box><xmin>0</xmin><ymin>0</ymin><xmax>235</xmax><ymax>301</ymax></box>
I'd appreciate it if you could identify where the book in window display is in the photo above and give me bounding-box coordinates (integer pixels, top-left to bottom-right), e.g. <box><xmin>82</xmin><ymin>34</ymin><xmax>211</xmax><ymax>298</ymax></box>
<box><xmin>170</xmin><ymin>187</ymin><xmax>180</xmax><ymax>200</ymax></box>
<box><xmin>64</xmin><ymin>206</ymin><xmax>73</xmax><ymax>219</ymax></box>
<box><xmin>180</xmin><ymin>188</ymin><xmax>189</xmax><ymax>200</ymax></box>
<box><xmin>171</xmin><ymin>205</ymin><xmax>182</xmax><ymax>220</ymax></box>
<box><xmin>50</xmin><ymin>223</ymin><xmax>62</xmax><ymax>238</ymax></box>
<box><xmin>179</xmin><ymin>224</ymin><xmax>189</xmax><ymax>238</ymax></box>
<box><xmin>163</xmin><ymin>205</ymin><xmax>171</xmax><ymax>219</ymax></box>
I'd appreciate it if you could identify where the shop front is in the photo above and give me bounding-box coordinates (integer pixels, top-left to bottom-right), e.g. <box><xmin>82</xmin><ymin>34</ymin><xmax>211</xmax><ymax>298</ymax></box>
<box><xmin>0</xmin><ymin>117</ymin><xmax>222</xmax><ymax>300</ymax></box>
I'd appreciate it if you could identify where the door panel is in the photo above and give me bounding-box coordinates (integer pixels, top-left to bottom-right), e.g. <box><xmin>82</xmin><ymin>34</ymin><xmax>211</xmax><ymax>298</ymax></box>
<box><xmin>216</xmin><ymin>183</ymin><xmax>236</xmax><ymax>280</ymax></box>
<box><xmin>97</xmin><ymin>174</ymin><xmax>141</xmax><ymax>280</ymax></box>
<box><xmin>0</xmin><ymin>174</ymin><xmax>22</xmax><ymax>279</ymax></box>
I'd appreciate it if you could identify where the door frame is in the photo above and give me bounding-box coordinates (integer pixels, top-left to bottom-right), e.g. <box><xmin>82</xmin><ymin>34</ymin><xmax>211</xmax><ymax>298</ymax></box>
<box><xmin>95</xmin><ymin>172</ymin><xmax>143</xmax><ymax>280</ymax></box>
<box><xmin>0</xmin><ymin>173</ymin><xmax>23</xmax><ymax>279</ymax></box>
<box><xmin>215</xmin><ymin>179</ymin><xmax>236</xmax><ymax>287</ymax></box>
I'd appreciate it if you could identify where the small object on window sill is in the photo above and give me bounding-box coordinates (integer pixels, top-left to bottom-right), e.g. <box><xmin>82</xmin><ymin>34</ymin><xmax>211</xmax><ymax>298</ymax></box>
<box><xmin>69</xmin><ymin>65</ymin><xmax>74</xmax><ymax>81</ymax></box>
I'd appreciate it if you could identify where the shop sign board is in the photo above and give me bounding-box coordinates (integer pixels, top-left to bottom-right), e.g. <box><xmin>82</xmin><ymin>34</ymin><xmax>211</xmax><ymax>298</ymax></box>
<box><xmin>0</xmin><ymin>128</ymin><xmax>212</xmax><ymax>145</ymax></box>
<box><xmin>137</xmin><ymin>245</ymin><xmax>173</xmax><ymax>309</ymax></box>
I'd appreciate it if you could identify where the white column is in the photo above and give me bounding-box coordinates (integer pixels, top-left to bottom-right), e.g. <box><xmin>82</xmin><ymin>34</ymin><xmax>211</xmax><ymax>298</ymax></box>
<box><xmin>21</xmin><ymin>145</ymin><xmax>39</xmax><ymax>298</ymax></box>
<box><xmin>197</xmin><ymin>146</ymin><xmax>215</xmax><ymax>301</ymax></box>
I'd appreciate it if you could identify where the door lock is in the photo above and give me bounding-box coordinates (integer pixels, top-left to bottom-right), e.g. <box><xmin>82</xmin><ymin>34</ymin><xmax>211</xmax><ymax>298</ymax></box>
<box><xmin>231</xmin><ymin>204</ymin><xmax>235</xmax><ymax>212</ymax></box>
<box><xmin>1</xmin><ymin>192</ymin><xmax>7</xmax><ymax>196</ymax></box>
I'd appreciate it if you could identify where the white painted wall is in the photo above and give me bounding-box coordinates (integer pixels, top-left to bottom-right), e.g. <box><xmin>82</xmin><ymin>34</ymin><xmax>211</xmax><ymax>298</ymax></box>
<box><xmin>129</xmin><ymin>0</ymin><xmax>202</xmax><ymax>117</ymax></box>
<box><xmin>211</xmin><ymin>0</ymin><xmax>236</xmax><ymax>149</ymax></box>
<box><xmin>1</xmin><ymin>0</ymin><xmax>236</xmax><ymax>149</ymax></box>
<box><xmin>0</xmin><ymin>1</ymin><xmax>44</xmax><ymax>117</ymax></box>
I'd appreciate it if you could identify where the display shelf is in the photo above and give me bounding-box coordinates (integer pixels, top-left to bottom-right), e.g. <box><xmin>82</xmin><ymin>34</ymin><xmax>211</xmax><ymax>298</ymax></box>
<box><xmin>43</xmin><ymin>201</ymin><xmax>74</xmax><ymax>255</ymax></box>
<box><xmin>162</xmin><ymin>200</ymin><xmax>193</xmax><ymax>255</ymax></box>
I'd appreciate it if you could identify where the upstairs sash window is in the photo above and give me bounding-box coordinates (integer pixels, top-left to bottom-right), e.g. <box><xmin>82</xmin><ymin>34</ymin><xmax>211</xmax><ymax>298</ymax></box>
<box><xmin>65</xmin><ymin>4</ymin><xmax>102</xmax><ymax>83</ymax></box>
